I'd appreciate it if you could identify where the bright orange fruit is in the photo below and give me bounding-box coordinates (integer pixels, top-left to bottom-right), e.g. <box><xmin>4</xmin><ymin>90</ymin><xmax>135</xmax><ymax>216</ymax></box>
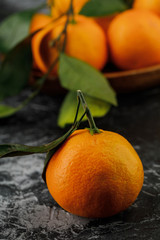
<box><xmin>133</xmin><ymin>0</ymin><xmax>160</xmax><ymax>16</ymax></box>
<box><xmin>46</xmin><ymin>129</ymin><xmax>144</xmax><ymax>218</ymax></box>
<box><xmin>30</xmin><ymin>14</ymin><xmax>108</xmax><ymax>74</ymax></box>
<box><xmin>108</xmin><ymin>9</ymin><xmax>160</xmax><ymax>70</ymax></box>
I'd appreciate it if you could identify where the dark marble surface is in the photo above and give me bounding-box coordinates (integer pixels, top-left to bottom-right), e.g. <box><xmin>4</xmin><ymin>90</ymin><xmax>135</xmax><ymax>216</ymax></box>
<box><xmin>0</xmin><ymin>1</ymin><xmax>160</xmax><ymax>239</ymax></box>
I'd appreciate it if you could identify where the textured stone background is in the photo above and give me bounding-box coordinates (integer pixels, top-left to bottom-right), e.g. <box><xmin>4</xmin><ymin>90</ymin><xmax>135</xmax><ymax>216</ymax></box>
<box><xmin>0</xmin><ymin>1</ymin><xmax>160</xmax><ymax>239</ymax></box>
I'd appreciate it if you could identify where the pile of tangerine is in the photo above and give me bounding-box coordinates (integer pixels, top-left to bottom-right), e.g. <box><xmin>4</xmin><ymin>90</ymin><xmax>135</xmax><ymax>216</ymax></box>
<box><xmin>30</xmin><ymin>0</ymin><xmax>160</xmax><ymax>76</ymax></box>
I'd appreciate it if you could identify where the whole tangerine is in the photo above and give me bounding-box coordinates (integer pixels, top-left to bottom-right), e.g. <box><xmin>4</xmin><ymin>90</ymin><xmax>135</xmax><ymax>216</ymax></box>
<box><xmin>30</xmin><ymin>15</ymin><xmax>108</xmax><ymax>74</ymax></box>
<box><xmin>46</xmin><ymin>129</ymin><xmax>144</xmax><ymax>218</ymax></box>
<box><xmin>108</xmin><ymin>9</ymin><xmax>160</xmax><ymax>70</ymax></box>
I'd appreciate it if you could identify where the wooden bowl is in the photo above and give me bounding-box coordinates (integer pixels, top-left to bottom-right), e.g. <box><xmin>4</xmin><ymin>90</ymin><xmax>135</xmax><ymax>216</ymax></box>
<box><xmin>30</xmin><ymin>64</ymin><xmax>160</xmax><ymax>95</ymax></box>
<box><xmin>105</xmin><ymin>64</ymin><xmax>160</xmax><ymax>93</ymax></box>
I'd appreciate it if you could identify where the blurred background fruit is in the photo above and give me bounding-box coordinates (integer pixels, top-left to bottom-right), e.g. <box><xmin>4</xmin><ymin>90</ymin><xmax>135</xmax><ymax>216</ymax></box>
<box><xmin>30</xmin><ymin>14</ymin><xmax>108</xmax><ymax>75</ymax></box>
<box><xmin>28</xmin><ymin>0</ymin><xmax>160</xmax><ymax>94</ymax></box>
<box><xmin>108</xmin><ymin>9</ymin><xmax>160</xmax><ymax>70</ymax></box>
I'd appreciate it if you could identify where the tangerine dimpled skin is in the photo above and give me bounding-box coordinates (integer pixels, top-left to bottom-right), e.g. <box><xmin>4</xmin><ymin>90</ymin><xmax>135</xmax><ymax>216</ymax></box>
<box><xmin>46</xmin><ymin>129</ymin><xmax>144</xmax><ymax>218</ymax></box>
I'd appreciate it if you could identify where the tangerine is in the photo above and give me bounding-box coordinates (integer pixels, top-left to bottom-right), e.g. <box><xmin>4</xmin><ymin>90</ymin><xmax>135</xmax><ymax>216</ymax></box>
<box><xmin>30</xmin><ymin>14</ymin><xmax>108</xmax><ymax>74</ymax></box>
<box><xmin>108</xmin><ymin>9</ymin><xmax>160</xmax><ymax>70</ymax></box>
<box><xmin>46</xmin><ymin>129</ymin><xmax>144</xmax><ymax>218</ymax></box>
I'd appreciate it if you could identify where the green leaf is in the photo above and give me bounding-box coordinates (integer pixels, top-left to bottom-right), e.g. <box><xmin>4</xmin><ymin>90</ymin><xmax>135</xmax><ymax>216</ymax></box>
<box><xmin>0</xmin><ymin>6</ymin><xmax>43</xmax><ymax>53</ymax></box>
<box><xmin>0</xmin><ymin>37</ymin><xmax>32</xmax><ymax>101</ymax></box>
<box><xmin>0</xmin><ymin>124</ymin><xmax>78</xmax><ymax>159</ymax></box>
<box><xmin>58</xmin><ymin>91</ymin><xmax>111</xmax><ymax>128</ymax></box>
<box><xmin>59</xmin><ymin>53</ymin><xmax>117</xmax><ymax>106</ymax></box>
<box><xmin>0</xmin><ymin>144</ymin><xmax>46</xmax><ymax>158</ymax></box>
<box><xmin>0</xmin><ymin>104</ymin><xmax>19</xmax><ymax>118</ymax></box>
<box><xmin>80</xmin><ymin>0</ymin><xmax>127</xmax><ymax>17</ymax></box>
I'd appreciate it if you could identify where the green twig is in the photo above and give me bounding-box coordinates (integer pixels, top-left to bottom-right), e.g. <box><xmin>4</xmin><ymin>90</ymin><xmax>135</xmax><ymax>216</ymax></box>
<box><xmin>77</xmin><ymin>90</ymin><xmax>101</xmax><ymax>135</ymax></box>
<box><xmin>50</xmin><ymin>0</ymin><xmax>75</xmax><ymax>52</ymax></box>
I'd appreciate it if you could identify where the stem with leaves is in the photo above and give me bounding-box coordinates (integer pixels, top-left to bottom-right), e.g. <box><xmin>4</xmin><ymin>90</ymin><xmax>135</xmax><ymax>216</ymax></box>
<box><xmin>0</xmin><ymin>90</ymin><xmax>100</xmax><ymax>158</ymax></box>
<box><xmin>0</xmin><ymin>90</ymin><xmax>101</xmax><ymax>181</ymax></box>
<box><xmin>50</xmin><ymin>0</ymin><xmax>74</xmax><ymax>53</ymax></box>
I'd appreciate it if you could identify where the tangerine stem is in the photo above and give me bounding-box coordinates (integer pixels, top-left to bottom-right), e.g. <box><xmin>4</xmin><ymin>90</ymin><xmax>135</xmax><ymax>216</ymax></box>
<box><xmin>69</xmin><ymin>0</ymin><xmax>74</xmax><ymax>15</ymax></box>
<box><xmin>77</xmin><ymin>90</ymin><xmax>101</xmax><ymax>135</ymax></box>
<box><xmin>73</xmin><ymin>95</ymin><xmax>80</xmax><ymax>125</ymax></box>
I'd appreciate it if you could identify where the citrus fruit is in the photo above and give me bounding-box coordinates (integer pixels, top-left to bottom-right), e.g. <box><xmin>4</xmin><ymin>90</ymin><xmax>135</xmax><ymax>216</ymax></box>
<box><xmin>30</xmin><ymin>14</ymin><xmax>108</xmax><ymax>74</ymax></box>
<box><xmin>133</xmin><ymin>0</ymin><xmax>160</xmax><ymax>16</ymax></box>
<box><xmin>46</xmin><ymin>129</ymin><xmax>144</xmax><ymax>218</ymax></box>
<box><xmin>108</xmin><ymin>9</ymin><xmax>160</xmax><ymax>70</ymax></box>
<box><xmin>53</xmin><ymin>15</ymin><xmax>108</xmax><ymax>70</ymax></box>
<box><xmin>50</xmin><ymin>0</ymin><xmax>89</xmax><ymax>19</ymax></box>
